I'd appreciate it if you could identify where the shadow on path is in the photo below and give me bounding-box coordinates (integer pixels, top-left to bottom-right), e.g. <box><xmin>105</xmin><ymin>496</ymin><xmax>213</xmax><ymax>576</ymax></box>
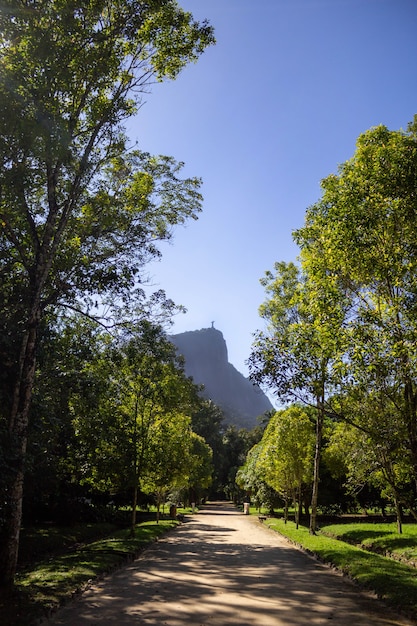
<box><xmin>47</xmin><ymin>502</ymin><xmax>414</xmax><ymax>626</ymax></box>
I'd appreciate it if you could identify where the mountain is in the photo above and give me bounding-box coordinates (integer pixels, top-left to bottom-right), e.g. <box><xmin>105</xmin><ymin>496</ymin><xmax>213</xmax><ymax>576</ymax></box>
<box><xmin>170</xmin><ymin>327</ymin><xmax>273</xmax><ymax>430</ymax></box>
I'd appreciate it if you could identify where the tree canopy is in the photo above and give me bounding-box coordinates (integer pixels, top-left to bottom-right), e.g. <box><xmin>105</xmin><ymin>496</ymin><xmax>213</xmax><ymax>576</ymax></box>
<box><xmin>0</xmin><ymin>0</ymin><xmax>214</xmax><ymax>585</ymax></box>
<box><xmin>249</xmin><ymin>117</ymin><xmax>417</xmax><ymax>530</ymax></box>
<box><xmin>295</xmin><ymin>120</ymin><xmax>417</xmax><ymax>513</ymax></box>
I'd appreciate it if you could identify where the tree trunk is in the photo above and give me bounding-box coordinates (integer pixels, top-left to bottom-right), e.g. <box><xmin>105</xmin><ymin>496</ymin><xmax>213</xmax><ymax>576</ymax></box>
<box><xmin>130</xmin><ymin>483</ymin><xmax>138</xmax><ymax>537</ymax></box>
<box><xmin>0</xmin><ymin>456</ymin><xmax>25</xmax><ymax>587</ymax></box>
<box><xmin>404</xmin><ymin>379</ymin><xmax>417</xmax><ymax>495</ymax></box>
<box><xmin>394</xmin><ymin>496</ymin><xmax>403</xmax><ymax>534</ymax></box>
<box><xmin>309</xmin><ymin>391</ymin><xmax>324</xmax><ymax>535</ymax></box>
<box><xmin>295</xmin><ymin>487</ymin><xmax>301</xmax><ymax>529</ymax></box>
<box><xmin>0</xmin><ymin>319</ymin><xmax>39</xmax><ymax>587</ymax></box>
<box><xmin>407</xmin><ymin>505</ymin><xmax>417</xmax><ymax>523</ymax></box>
<box><xmin>293</xmin><ymin>491</ymin><xmax>297</xmax><ymax>529</ymax></box>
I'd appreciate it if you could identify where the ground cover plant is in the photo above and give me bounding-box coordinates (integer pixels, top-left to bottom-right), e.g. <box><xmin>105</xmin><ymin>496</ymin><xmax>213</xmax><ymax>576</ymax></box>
<box><xmin>264</xmin><ymin>516</ymin><xmax>417</xmax><ymax>621</ymax></box>
<box><xmin>0</xmin><ymin>519</ymin><xmax>178</xmax><ymax>626</ymax></box>
<box><xmin>320</xmin><ymin>522</ymin><xmax>417</xmax><ymax>566</ymax></box>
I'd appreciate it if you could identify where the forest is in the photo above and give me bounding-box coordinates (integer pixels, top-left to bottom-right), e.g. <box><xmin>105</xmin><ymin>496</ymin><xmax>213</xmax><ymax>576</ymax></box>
<box><xmin>1</xmin><ymin>0</ymin><xmax>417</xmax><ymax>595</ymax></box>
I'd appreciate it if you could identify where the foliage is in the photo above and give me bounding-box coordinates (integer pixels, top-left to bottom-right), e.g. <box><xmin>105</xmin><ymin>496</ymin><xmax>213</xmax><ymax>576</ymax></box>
<box><xmin>324</xmin><ymin>419</ymin><xmax>413</xmax><ymax>509</ymax></box>
<box><xmin>191</xmin><ymin>399</ymin><xmax>224</xmax><ymax>494</ymax></box>
<box><xmin>257</xmin><ymin>407</ymin><xmax>314</xmax><ymax>492</ymax></box>
<box><xmin>295</xmin><ymin>120</ymin><xmax>417</xmax><ymax>517</ymax></box>
<box><xmin>0</xmin><ymin>0</ymin><xmax>214</xmax><ymax>584</ymax></box>
<box><xmin>22</xmin><ymin>314</ymin><xmax>106</xmax><ymax>522</ymax></box>
<box><xmin>249</xmin><ymin>262</ymin><xmax>345</xmax><ymax>407</ymax></box>
<box><xmin>249</xmin><ymin>261</ymin><xmax>344</xmax><ymax>532</ymax></box>
<box><xmin>235</xmin><ymin>443</ymin><xmax>279</xmax><ymax>512</ymax></box>
<box><xmin>220</xmin><ymin>425</ymin><xmax>263</xmax><ymax>501</ymax></box>
<box><xmin>186</xmin><ymin>432</ymin><xmax>213</xmax><ymax>493</ymax></box>
<box><xmin>249</xmin><ymin>117</ymin><xmax>417</xmax><ymax>528</ymax></box>
<box><xmin>69</xmin><ymin>321</ymin><xmax>203</xmax><ymax>532</ymax></box>
<box><xmin>236</xmin><ymin>442</ymin><xmax>264</xmax><ymax>494</ymax></box>
<box><xmin>0</xmin><ymin>0</ymin><xmax>214</xmax><ymax>403</ymax></box>
<box><xmin>257</xmin><ymin>407</ymin><xmax>314</xmax><ymax>526</ymax></box>
<box><xmin>140</xmin><ymin>416</ymin><xmax>212</xmax><ymax>513</ymax></box>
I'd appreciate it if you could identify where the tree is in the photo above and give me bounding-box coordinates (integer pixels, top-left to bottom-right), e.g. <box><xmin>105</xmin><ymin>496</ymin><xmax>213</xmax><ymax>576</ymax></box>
<box><xmin>22</xmin><ymin>313</ymin><xmax>106</xmax><ymax>522</ymax></box>
<box><xmin>141</xmin><ymin>411</ymin><xmax>194</xmax><ymax>521</ymax></box>
<box><xmin>142</xmin><ymin>421</ymin><xmax>213</xmax><ymax>516</ymax></box>
<box><xmin>236</xmin><ymin>443</ymin><xmax>263</xmax><ymax>499</ymax></box>
<box><xmin>72</xmin><ymin>321</ymin><xmax>201</xmax><ymax>535</ymax></box>
<box><xmin>249</xmin><ymin>262</ymin><xmax>345</xmax><ymax>532</ymax></box>
<box><xmin>295</xmin><ymin>120</ymin><xmax>417</xmax><ymax>517</ymax></box>
<box><xmin>235</xmin><ymin>443</ymin><xmax>279</xmax><ymax>514</ymax></box>
<box><xmin>0</xmin><ymin>1</ymin><xmax>214</xmax><ymax>584</ymax></box>
<box><xmin>324</xmin><ymin>412</ymin><xmax>412</xmax><ymax>533</ymax></box>
<box><xmin>184</xmin><ymin>432</ymin><xmax>213</xmax><ymax>504</ymax></box>
<box><xmin>191</xmin><ymin>399</ymin><xmax>224</xmax><ymax>496</ymax></box>
<box><xmin>256</xmin><ymin>407</ymin><xmax>315</xmax><ymax>528</ymax></box>
<box><xmin>220</xmin><ymin>425</ymin><xmax>263</xmax><ymax>502</ymax></box>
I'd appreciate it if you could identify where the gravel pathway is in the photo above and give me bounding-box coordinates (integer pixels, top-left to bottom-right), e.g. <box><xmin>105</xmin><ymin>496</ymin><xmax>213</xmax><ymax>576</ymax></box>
<box><xmin>46</xmin><ymin>501</ymin><xmax>415</xmax><ymax>625</ymax></box>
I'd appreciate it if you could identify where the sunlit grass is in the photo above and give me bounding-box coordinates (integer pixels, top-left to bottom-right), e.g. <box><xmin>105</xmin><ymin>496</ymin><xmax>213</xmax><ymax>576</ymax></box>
<box><xmin>320</xmin><ymin>522</ymin><xmax>417</xmax><ymax>564</ymax></box>
<box><xmin>264</xmin><ymin>517</ymin><xmax>417</xmax><ymax>619</ymax></box>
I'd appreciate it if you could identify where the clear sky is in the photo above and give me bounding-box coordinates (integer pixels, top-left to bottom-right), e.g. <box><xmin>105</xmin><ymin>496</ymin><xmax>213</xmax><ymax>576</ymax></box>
<box><xmin>126</xmin><ymin>0</ymin><xmax>417</xmax><ymax>394</ymax></box>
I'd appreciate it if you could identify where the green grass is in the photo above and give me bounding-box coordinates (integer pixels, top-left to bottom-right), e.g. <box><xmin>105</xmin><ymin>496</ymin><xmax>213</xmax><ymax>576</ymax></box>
<box><xmin>264</xmin><ymin>517</ymin><xmax>417</xmax><ymax>619</ymax></box>
<box><xmin>320</xmin><ymin>522</ymin><xmax>417</xmax><ymax>564</ymax></box>
<box><xmin>0</xmin><ymin>520</ymin><xmax>178</xmax><ymax>626</ymax></box>
<box><xmin>248</xmin><ymin>505</ymin><xmax>295</xmax><ymax>517</ymax></box>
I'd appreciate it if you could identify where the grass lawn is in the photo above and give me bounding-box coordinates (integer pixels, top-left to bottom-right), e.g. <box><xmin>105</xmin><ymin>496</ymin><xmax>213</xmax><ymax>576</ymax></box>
<box><xmin>0</xmin><ymin>519</ymin><xmax>178</xmax><ymax>626</ymax></box>
<box><xmin>263</xmin><ymin>516</ymin><xmax>417</xmax><ymax>621</ymax></box>
<box><xmin>320</xmin><ymin>522</ymin><xmax>417</xmax><ymax>565</ymax></box>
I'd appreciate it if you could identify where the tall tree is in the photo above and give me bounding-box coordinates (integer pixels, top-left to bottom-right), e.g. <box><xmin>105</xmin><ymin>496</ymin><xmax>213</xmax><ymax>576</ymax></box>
<box><xmin>295</xmin><ymin>120</ymin><xmax>417</xmax><ymax>516</ymax></box>
<box><xmin>142</xmin><ymin>417</ymin><xmax>212</xmax><ymax>518</ymax></box>
<box><xmin>235</xmin><ymin>442</ymin><xmax>279</xmax><ymax>514</ymax></box>
<box><xmin>249</xmin><ymin>262</ymin><xmax>345</xmax><ymax>532</ymax></box>
<box><xmin>72</xmin><ymin>321</ymin><xmax>201</xmax><ymax>535</ymax></box>
<box><xmin>0</xmin><ymin>0</ymin><xmax>214</xmax><ymax>585</ymax></box>
<box><xmin>185</xmin><ymin>432</ymin><xmax>213</xmax><ymax>503</ymax></box>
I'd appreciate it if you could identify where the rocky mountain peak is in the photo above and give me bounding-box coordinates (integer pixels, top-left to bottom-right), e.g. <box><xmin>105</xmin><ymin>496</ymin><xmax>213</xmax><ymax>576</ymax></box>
<box><xmin>170</xmin><ymin>327</ymin><xmax>273</xmax><ymax>430</ymax></box>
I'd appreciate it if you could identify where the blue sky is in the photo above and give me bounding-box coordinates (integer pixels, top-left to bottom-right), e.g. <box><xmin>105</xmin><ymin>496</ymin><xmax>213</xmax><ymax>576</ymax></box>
<box><xmin>127</xmin><ymin>0</ymin><xmax>417</xmax><ymax>393</ymax></box>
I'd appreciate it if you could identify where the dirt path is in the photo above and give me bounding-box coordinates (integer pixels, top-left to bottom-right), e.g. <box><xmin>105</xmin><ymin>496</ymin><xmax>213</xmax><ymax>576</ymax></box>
<box><xmin>46</xmin><ymin>502</ymin><xmax>414</xmax><ymax>625</ymax></box>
